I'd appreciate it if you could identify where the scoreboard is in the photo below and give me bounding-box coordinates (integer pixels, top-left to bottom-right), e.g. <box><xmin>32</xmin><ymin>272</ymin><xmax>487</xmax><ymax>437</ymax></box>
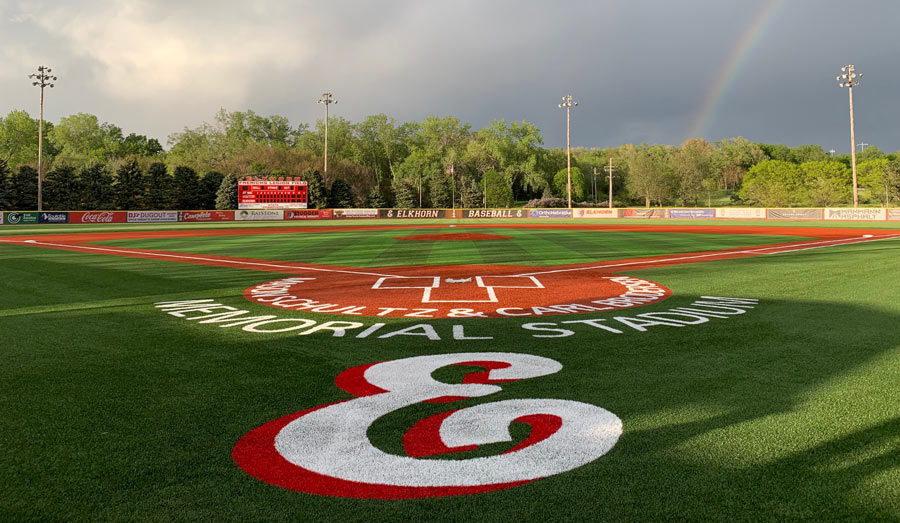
<box><xmin>238</xmin><ymin>177</ymin><xmax>308</xmax><ymax>209</ymax></box>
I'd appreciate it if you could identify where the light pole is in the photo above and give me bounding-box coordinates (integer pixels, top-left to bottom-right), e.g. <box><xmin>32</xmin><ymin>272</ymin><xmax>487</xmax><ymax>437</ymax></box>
<box><xmin>317</xmin><ymin>92</ymin><xmax>336</xmax><ymax>186</ymax></box>
<box><xmin>604</xmin><ymin>157</ymin><xmax>616</xmax><ymax>208</ymax></box>
<box><xmin>558</xmin><ymin>95</ymin><xmax>577</xmax><ymax>209</ymax></box>
<box><xmin>837</xmin><ymin>65</ymin><xmax>862</xmax><ymax>208</ymax></box>
<box><xmin>29</xmin><ymin>65</ymin><xmax>56</xmax><ymax>212</ymax></box>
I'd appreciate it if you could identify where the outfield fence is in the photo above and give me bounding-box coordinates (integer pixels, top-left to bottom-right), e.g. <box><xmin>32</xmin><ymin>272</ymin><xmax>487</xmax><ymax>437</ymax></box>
<box><xmin>3</xmin><ymin>207</ymin><xmax>900</xmax><ymax>225</ymax></box>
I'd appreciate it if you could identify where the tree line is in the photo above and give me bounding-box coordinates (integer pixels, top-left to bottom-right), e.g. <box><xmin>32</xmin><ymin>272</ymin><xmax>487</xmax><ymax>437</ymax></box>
<box><xmin>2</xmin><ymin>108</ymin><xmax>899</xmax><ymax>210</ymax></box>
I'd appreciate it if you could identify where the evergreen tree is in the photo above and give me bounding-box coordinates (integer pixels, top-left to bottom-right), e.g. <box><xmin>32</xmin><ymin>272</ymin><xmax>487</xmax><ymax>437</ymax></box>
<box><xmin>145</xmin><ymin>162</ymin><xmax>173</xmax><ymax>209</ymax></box>
<box><xmin>328</xmin><ymin>178</ymin><xmax>356</xmax><ymax>208</ymax></box>
<box><xmin>484</xmin><ymin>169</ymin><xmax>513</xmax><ymax>207</ymax></box>
<box><xmin>10</xmin><ymin>165</ymin><xmax>38</xmax><ymax>210</ymax></box>
<box><xmin>79</xmin><ymin>164</ymin><xmax>115</xmax><ymax>210</ymax></box>
<box><xmin>172</xmin><ymin>166</ymin><xmax>201</xmax><ymax>209</ymax></box>
<box><xmin>428</xmin><ymin>174</ymin><xmax>452</xmax><ymax>208</ymax></box>
<box><xmin>199</xmin><ymin>171</ymin><xmax>224</xmax><ymax>209</ymax></box>
<box><xmin>459</xmin><ymin>177</ymin><xmax>483</xmax><ymax>208</ymax></box>
<box><xmin>0</xmin><ymin>159</ymin><xmax>11</xmax><ymax>209</ymax></box>
<box><xmin>364</xmin><ymin>186</ymin><xmax>387</xmax><ymax>208</ymax></box>
<box><xmin>113</xmin><ymin>158</ymin><xmax>145</xmax><ymax>210</ymax></box>
<box><xmin>44</xmin><ymin>165</ymin><xmax>82</xmax><ymax>210</ymax></box>
<box><xmin>215</xmin><ymin>173</ymin><xmax>240</xmax><ymax>210</ymax></box>
<box><xmin>391</xmin><ymin>178</ymin><xmax>416</xmax><ymax>208</ymax></box>
<box><xmin>302</xmin><ymin>169</ymin><xmax>327</xmax><ymax>209</ymax></box>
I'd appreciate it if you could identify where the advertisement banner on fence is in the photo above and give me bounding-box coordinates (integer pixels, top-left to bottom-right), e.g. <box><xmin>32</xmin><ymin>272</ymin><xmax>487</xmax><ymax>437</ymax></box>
<box><xmin>461</xmin><ymin>209</ymin><xmax>527</xmax><ymax>219</ymax></box>
<box><xmin>0</xmin><ymin>212</ymin><xmax>4</xmax><ymax>225</ymax></box>
<box><xmin>379</xmin><ymin>209</ymin><xmax>447</xmax><ymax>218</ymax></box>
<box><xmin>528</xmin><ymin>209</ymin><xmax>572</xmax><ymax>218</ymax></box>
<box><xmin>285</xmin><ymin>209</ymin><xmax>332</xmax><ymax>220</ymax></box>
<box><xmin>824</xmin><ymin>208</ymin><xmax>887</xmax><ymax>221</ymax></box>
<box><xmin>180</xmin><ymin>211</ymin><xmax>234</xmax><ymax>222</ymax></box>
<box><xmin>69</xmin><ymin>211</ymin><xmax>127</xmax><ymax>224</ymax></box>
<box><xmin>767</xmin><ymin>208</ymin><xmax>822</xmax><ymax>220</ymax></box>
<box><xmin>127</xmin><ymin>211</ymin><xmax>179</xmax><ymax>223</ymax></box>
<box><xmin>333</xmin><ymin>209</ymin><xmax>378</xmax><ymax>219</ymax></box>
<box><xmin>715</xmin><ymin>208</ymin><xmax>767</xmax><ymax>219</ymax></box>
<box><xmin>622</xmin><ymin>208</ymin><xmax>664</xmax><ymax>218</ymax></box>
<box><xmin>667</xmin><ymin>208</ymin><xmax>715</xmax><ymax>219</ymax></box>
<box><xmin>235</xmin><ymin>209</ymin><xmax>284</xmax><ymax>221</ymax></box>
<box><xmin>889</xmin><ymin>209</ymin><xmax>900</xmax><ymax>221</ymax></box>
<box><xmin>38</xmin><ymin>212</ymin><xmax>69</xmax><ymax>224</ymax></box>
<box><xmin>573</xmin><ymin>208</ymin><xmax>619</xmax><ymax>219</ymax></box>
<box><xmin>4</xmin><ymin>212</ymin><xmax>40</xmax><ymax>224</ymax></box>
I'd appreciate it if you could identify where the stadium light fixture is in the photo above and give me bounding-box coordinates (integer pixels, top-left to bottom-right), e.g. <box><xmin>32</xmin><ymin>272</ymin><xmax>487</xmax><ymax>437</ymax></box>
<box><xmin>837</xmin><ymin>65</ymin><xmax>862</xmax><ymax>208</ymax></box>
<box><xmin>317</xmin><ymin>92</ymin><xmax>337</xmax><ymax>186</ymax></box>
<box><xmin>558</xmin><ymin>94</ymin><xmax>578</xmax><ymax>209</ymax></box>
<box><xmin>28</xmin><ymin>65</ymin><xmax>57</xmax><ymax>212</ymax></box>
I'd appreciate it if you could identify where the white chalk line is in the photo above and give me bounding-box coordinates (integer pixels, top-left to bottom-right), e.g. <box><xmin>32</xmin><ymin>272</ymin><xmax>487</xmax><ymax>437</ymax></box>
<box><xmin>512</xmin><ymin>234</ymin><xmax>900</xmax><ymax>277</ymax></box>
<box><xmin>9</xmin><ymin>239</ymin><xmax>398</xmax><ymax>278</ymax></box>
<box><xmin>5</xmin><ymin>233</ymin><xmax>900</xmax><ymax>280</ymax></box>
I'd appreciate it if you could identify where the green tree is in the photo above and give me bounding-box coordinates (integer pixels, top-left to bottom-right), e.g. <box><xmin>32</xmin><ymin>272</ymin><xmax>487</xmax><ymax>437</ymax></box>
<box><xmin>10</xmin><ymin>165</ymin><xmax>38</xmax><ymax>210</ymax></box>
<box><xmin>49</xmin><ymin>113</ymin><xmax>121</xmax><ymax>167</ymax></box>
<box><xmin>757</xmin><ymin>143</ymin><xmax>796</xmax><ymax>163</ymax></box>
<box><xmin>458</xmin><ymin>176</ymin><xmax>484</xmax><ymax>208</ymax></box>
<box><xmin>428</xmin><ymin>173</ymin><xmax>453</xmax><ymax>208</ymax></box>
<box><xmin>391</xmin><ymin>178</ymin><xmax>417</xmax><ymax>208</ymax></box>
<box><xmin>800</xmin><ymin>161</ymin><xmax>851</xmax><ymax>206</ymax></box>
<box><xmin>215</xmin><ymin>173</ymin><xmax>240</xmax><ymax>210</ymax></box>
<box><xmin>145</xmin><ymin>162</ymin><xmax>173</xmax><ymax>209</ymax></box>
<box><xmin>553</xmin><ymin>167</ymin><xmax>586</xmax><ymax>202</ymax></box>
<box><xmin>672</xmin><ymin>138</ymin><xmax>716</xmax><ymax>205</ymax></box>
<box><xmin>199</xmin><ymin>171</ymin><xmax>225</xmax><ymax>209</ymax></box>
<box><xmin>0</xmin><ymin>159</ymin><xmax>12</xmax><ymax>208</ymax></box>
<box><xmin>790</xmin><ymin>145</ymin><xmax>828</xmax><ymax>163</ymax></box>
<box><xmin>857</xmin><ymin>145</ymin><xmax>885</xmax><ymax>163</ymax></box>
<box><xmin>471</xmin><ymin>120</ymin><xmax>545</xmax><ymax>200</ymax></box>
<box><xmin>712</xmin><ymin>137</ymin><xmax>767</xmax><ymax>191</ymax></box>
<box><xmin>858</xmin><ymin>159</ymin><xmax>900</xmax><ymax>206</ymax></box>
<box><xmin>113</xmin><ymin>158</ymin><xmax>145</xmax><ymax>210</ymax></box>
<box><xmin>0</xmin><ymin>110</ymin><xmax>46</xmax><ymax>169</ymax></box>
<box><xmin>365</xmin><ymin>186</ymin><xmax>387</xmax><ymax>208</ymax></box>
<box><xmin>328</xmin><ymin>179</ymin><xmax>356</xmax><ymax>208</ymax></box>
<box><xmin>79</xmin><ymin>164</ymin><xmax>115</xmax><ymax>210</ymax></box>
<box><xmin>44</xmin><ymin>165</ymin><xmax>82</xmax><ymax>210</ymax></box>
<box><xmin>737</xmin><ymin>160</ymin><xmax>804</xmax><ymax>207</ymax></box>
<box><xmin>302</xmin><ymin>169</ymin><xmax>327</xmax><ymax>209</ymax></box>
<box><xmin>172</xmin><ymin>166</ymin><xmax>201</xmax><ymax>209</ymax></box>
<box><xmin>484</xmin><ymin>169</ymin><xmax>513</xmax><ymax>207</ymax></box>
<box><xmin>624</xmin><ymin>144</ymin><xmax>674</xmax><ymax>207</ymax></box>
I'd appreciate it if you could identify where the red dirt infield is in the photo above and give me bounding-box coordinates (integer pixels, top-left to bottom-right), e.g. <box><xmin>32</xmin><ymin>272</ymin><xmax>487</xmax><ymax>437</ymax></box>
<box><xmin>2</xmin><ymin>224</ymin><xmax>898</xmax><ymax>318</ymax></box>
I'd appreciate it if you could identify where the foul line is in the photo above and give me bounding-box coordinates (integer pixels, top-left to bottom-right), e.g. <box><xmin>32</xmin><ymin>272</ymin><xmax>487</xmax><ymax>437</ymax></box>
<box><xmin>11</xmin><ymin>240</ymin><xmax>398</xmax><ymax>278</ymax></box>
<box><xmin>4</xmin><ymin>233</ymin><xmax>900</xmax><ymax>280</ymax></box>
<box><xmin>512</xmin><ymin>234</ymin><xmax>900</xmax><ymax>277</ymax></box>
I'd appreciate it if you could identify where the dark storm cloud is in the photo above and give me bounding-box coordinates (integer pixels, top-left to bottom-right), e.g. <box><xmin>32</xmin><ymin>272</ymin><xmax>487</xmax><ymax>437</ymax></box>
<box><xmin>2</xmin><ymin>0</ymin><xmax>899</xmax><ymax>152</ymax></box>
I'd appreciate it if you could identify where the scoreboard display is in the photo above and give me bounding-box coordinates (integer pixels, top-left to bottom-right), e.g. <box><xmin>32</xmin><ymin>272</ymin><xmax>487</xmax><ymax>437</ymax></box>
<box><xmin>238</xmin><ymin>178</ymin><xmax>308</xmax><ymax>209</ymax></box>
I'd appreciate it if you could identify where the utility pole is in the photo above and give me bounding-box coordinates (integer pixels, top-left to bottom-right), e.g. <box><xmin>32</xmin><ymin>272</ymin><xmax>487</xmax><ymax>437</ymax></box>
<box><xmin>29</xmin><ymin>65</ymin><xmax>56</xmax><ymax>212</ymax></box>
<box><xmin>856</xmin><ymin>142</ymin><xmax>869</xmax><ymax>152</ymax></box>
<box><xmin>558</xmin><ymin>95</ymin><xmax>578</xmax><ymax>209</ymax></box>
<box><xmin>829</xmin><ymin>149</ymin><xmax>836</xmax><ymax>157</ymax></box>
<box><xmin>837</xmin><ymin>65</ymin><xmax>862</xmax><ymax>208</ymax></box>
<box><xmin>604</xmin><ymin>157</ymin><xmax>616</xmax><ymax>208</ymax></box>
<box><xmin>317</xmin><ymin>92</ymin><xmax>336</xmax><ymax>186</ymax></box>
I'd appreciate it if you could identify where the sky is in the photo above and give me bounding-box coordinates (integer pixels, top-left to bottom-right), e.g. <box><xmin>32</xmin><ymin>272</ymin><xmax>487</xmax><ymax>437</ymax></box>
<box><xmin>2</xmin><ymin>0</ymin><xmax>900</xmax><ymax>152</ymax></box>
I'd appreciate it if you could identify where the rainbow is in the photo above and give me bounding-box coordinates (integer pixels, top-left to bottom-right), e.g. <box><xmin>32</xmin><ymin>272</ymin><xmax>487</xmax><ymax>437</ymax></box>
<box><xmin>685</xmin><ymin>0</ymin><xmax>783</xmax><ymax>141</ymax></box>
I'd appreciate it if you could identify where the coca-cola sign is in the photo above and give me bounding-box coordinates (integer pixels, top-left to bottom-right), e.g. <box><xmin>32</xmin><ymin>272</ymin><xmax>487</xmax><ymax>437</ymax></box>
<box><xmin>69</xmin><ymin>211</ymin><xmax>127</xmax><ymax>223</ymax></box>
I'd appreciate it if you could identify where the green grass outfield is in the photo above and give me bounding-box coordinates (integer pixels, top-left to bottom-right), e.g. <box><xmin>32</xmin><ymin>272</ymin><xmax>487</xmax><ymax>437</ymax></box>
<box><xmin>2</xmin><ymin>220</ymin><xmax>899</xmax><ymax>521</ymax></box>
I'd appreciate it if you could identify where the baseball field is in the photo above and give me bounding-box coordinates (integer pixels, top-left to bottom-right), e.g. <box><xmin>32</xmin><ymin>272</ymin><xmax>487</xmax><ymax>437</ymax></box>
<box><xmin>2</xmin><ymin>218</ymin><xmax>899</xmax><ymax>521</ymax></box>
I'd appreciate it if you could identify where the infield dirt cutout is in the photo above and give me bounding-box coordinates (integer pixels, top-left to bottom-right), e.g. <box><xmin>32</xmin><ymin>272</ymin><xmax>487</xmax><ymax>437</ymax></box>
<box><xmin>244</xmin><ymin>265</ymin><xmax>671</xmax><ymax>319</ymax></box>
